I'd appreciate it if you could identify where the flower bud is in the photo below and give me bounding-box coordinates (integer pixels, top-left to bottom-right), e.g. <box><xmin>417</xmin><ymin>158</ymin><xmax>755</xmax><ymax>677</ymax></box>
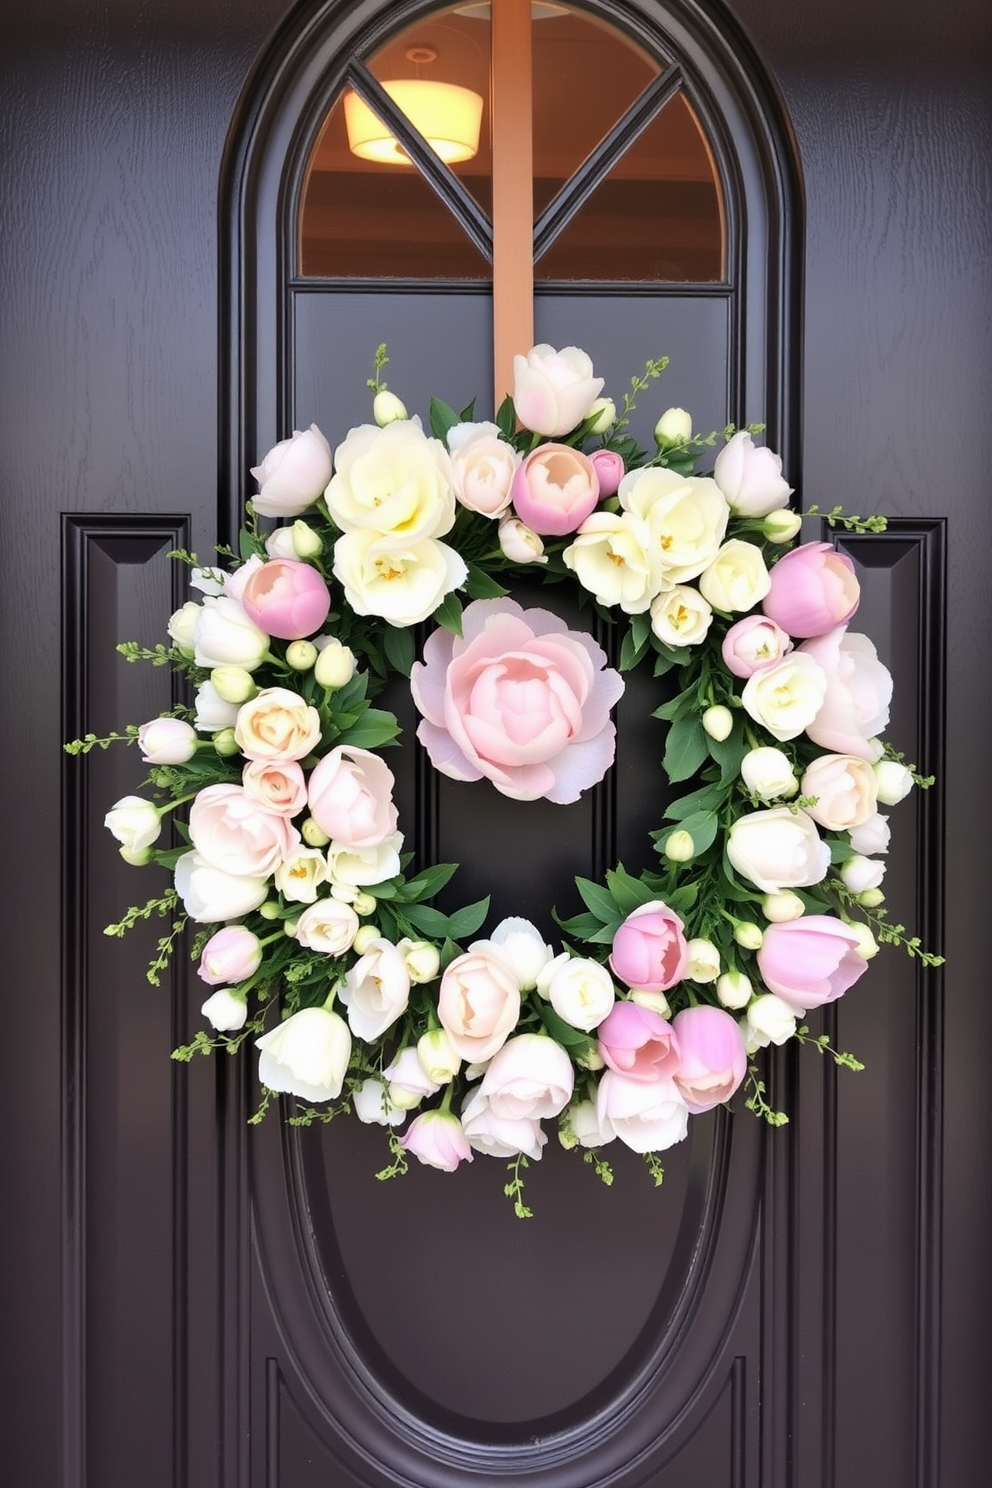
<box><xmin>498</xmin><ymin>516</ymin><xmax>547</xmax><ymax>565</ymax></box>
<box><xmin>762</xmin><ymin>890</ymin><xmax>806</xmax><ymax>923</ymax></box>
<box><xmin>265</xmin><ymin>527</ymin><xmax>298</xmax><ymax>560</ymax></box>
<box><xmin>685</xmin><ymin>937</ymin><xmax>721</xmax><ymax>982</ymax></box>
<box><xmin>213</xmin><ymin>727</ymin><xmax>240</xmax><ymax>757</ymax></box>
<box><xmin>840</xmin><ymin>855</ymin><xmax>886</xmax><ymax>894</ymax></box>
<box><xmin>301</xmin><ymin>816</ymin><xmax>331</xmax><ymax>847</ymax></box>
<box><xmin>873</xmin><ymin>759</ymin><xmax>914</xmax><ymax>805</ymax></box>
<box><xmin>353</xmin><ymin>924</ymin><xmax>381</xmax><ymax>955</ymax></box>
<box><xmin>417</xmin><ymin>1028</ymin><xmax>461</xmax><ymax>1083</ymax></box>
<box><xmin>847</xmin><ymin>922</ymin><xmax>879</xmax><ymax>959</ymax></box>
<box><xmin>168</xmin><ymin>600</ymin><xmax>200</xmax><ymax>654</ymax></box>
<box><xmin>733</xmin><ymin>921</ymin><xmax>764</xmax><ymax>950</ymax></box>
<box><xmin>373</xmin><ymin>390</ymin><xmax>408</xmax><ymax>426</ymax></box>
<box><xmin>702</xmin><ymin>704</ymin><xmax>734</xmax><ymax>741</ymax></box>
<box><xmin>740</xmin><ymin>746</ymin><xmax>798</xmax><ymax>800</ymax></box>
<box><xmin>290</xmin><ymin>519</ymin><xmax>323</xmax><ymax>559</ymax></box>
<box><xmin>314</xmin><ymin>638</ymin><xmax>356</xmax><ymax>690</ymax></box>
<box><xmin>351</xmin><ymin>891</ymin><xmax>377</xmax><ymax>917</ymax></box>
<box><xmin>399</xmin><ymin>938</ymin><xmax>441</xmax><ymax>984</ymax></box>
<box><xmin>630</xmin><ymin>988</ymin><xmax>672</xmax><ymax>1017</ymax></box>
<box><xmin>665</xmin><ymin>828</ymin><xmax>695</xmax><ymax>862</ymax></box>
<box><xmin>200</xmin><ymin>988</ymin><xmax>248</xmax><ymax>1032</ymax></box>
<box><xmin>654</xmin><ymin>406</ymin><xmax>692</xmax><ymax>448</ymax></box>
<box><xmin>575</xmin><ymin>1045</ymin><xmax>606</xmax><ymax>1071</ymax></box>
<box><xmin>761</xmin><ymin>508</ymin><xmax>803</xmax><ymax>543</ymax></box>
<box><xmin>857</xmin><ymin>888</ymin><xmax>885</xmax><ymax>908</ymax></box>
<box><xmin>258</xmin><ymin>901</ymin><xmax>282</xmax><ymax>920</ymax></box>
<box><xmin>717</xmin><ymin>970</ymin><xmax>752</xmax><ymax>1009</ymax></box>
<box><xmin>586</xmin><ymin>397</ymin><xmax>616</xmax><ymax>434</ymax></box>
<box><xmin>285</xmin><ymin>639</ymin><xmax>318</xmax><ymax>671</ymax></box>
<box><xmin>119</xmin><ymin>844</ymin><xmax>154</xmax><ymax>866</ymax></box>
<box><xmin>210</xmin><ymin>665</ymin><xmax>257</xmax><ymax>704</ymax></box>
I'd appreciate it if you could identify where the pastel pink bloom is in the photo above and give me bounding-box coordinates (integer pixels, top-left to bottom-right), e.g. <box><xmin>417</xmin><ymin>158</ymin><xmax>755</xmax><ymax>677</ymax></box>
<box><xmin>609</xmin><ymin>901</ymin><xmax>689</xmax><ymax>993</ymax></box>
<box><xmin>197</xmin><ymin>925</ymin><xmax>263</xmax><ymax>986</ymax></box>
<box><xmin>242</xmin><ymin>758</ymin><xmax>308</xmax><ymax>817</ymax></box>
<box><xmin>479</xmin><ymin>1033</ymin><xmax>574</xmax><ymax>1121</ymax></box>
<box><xmin>240</xmin><ymin>558</ymin><xmax>331</xmax><ymax>641</ymax></box>
<box><xmin>250</xmin><ymin>424</ymin><xmax>333</xmax><ymax>519</ymax></box>
<box><xmin>713</xmin><ymin>430</ymin><xmax>793</xmax><ymax>517</ymax></box>
<box><xmin>188</xmin><ymin>783</ymin><xmax>300</xmax><ymax>878</ymax></box>
<box><xmin>799</xmin><ymin>626</ymin><xmax>892</xmax><ymax>760</ymax></box>
<box><xmin>670</xmin><ymin>1006</ymin><xmax>747</xmax><ymax>1113</ymax></box>
<box><xmin>510</xmin><ymin>445</ymin><xmax>600</xmax><ymax>536</ymax></box>
<box><xmin>590</xmin><ymin>448</ymin><xmax>625</xmax><ymax>498</ymax></box>
<box><xmin>137</xmin><ymin>717</ymin><xmax>198</xmax><ymax>764</ymax></box>
<box><xmin>307</xmin><ymin>746</ymin><xmax>398</xmax><ymax>848</ymax></box>
<box><xmin>411</xmin><ymin>597</ymin><xmax>624</xmax><ymax>804</ymax></box>
<box><xmin>721</xmin><ymin>614</ymin><xmax>793</xmax><ymax>678</ymax></box>
<box><xmin>757</xmin><ymin>915</ymin><xmax>869</xmax><ymax>1010</ymax></box>
<box><xmin>511</xmin><ymin>343</ymin><xmax>604</xmax><ymax>437</ymax></box>
<box><xmin>762</xmin><ymin>542</ymin><xmax>860</xmax><ymax>639</ymax></box>
<box><xmin>437</xmin><ymin>948</ymin><xmax>521</xmax><ymax>1064</ymax></box>
<box><xmin>400</xmin><ymin>1110</ymin><xmax>474</xmax><ymax>1172</ymax></box>
<box><xmin>596</xmin><ymin>1069</ymin><xmax>689</xmax><ymax>1152</ymax></box>
<box><xmin>597</xmin><ymin>1001</ymin><xmax>681</xmax><ymax>1082</ymax></box>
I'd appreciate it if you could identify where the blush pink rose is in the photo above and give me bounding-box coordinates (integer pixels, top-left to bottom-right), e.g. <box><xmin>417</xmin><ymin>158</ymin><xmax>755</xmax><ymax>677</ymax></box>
<box><xmin>188</xmin><ymin>783</ymin><xmax>300</xmax><ymax>877</ymax></box>
<box><xmin>609</xmin><ymin>901</ymin><xmax>689</xmax><ymax>993</ymax></box>
<box><xmin>756</xmin><ymin>915</ymin><xmax>869</xmax><ymax>1009</ymax></box>
<box><xmin>597</xmin><ymin>1001</ymin><xmax>681</xmax><ymax>1082</ymax></box>
<box><xmin>799</xmin><ymin>626</ymin><xmax>892</xmax><ymax>760</ymax></box>
<box><xmin>400</xmin><ymin>1110</ymin><xmax>474</xmax><ymax>1172</ymax></box>
<box><xmin>250</xmin><ymin>424</ymin><xmax>333</xmax><ymax>519</ymax></box>
<box><xmin>511</xmin><ymin>344</ymin><xmax>604</xmax><ymax>437</ymax></box>
<box><xmin>721</xmin><ymin>614</ymin><xmax>793</xmax><ymax>678</ymax></box>
<box><xmin>437</xmin><ymin>947</ymin><xmax>521</xmax><ymax>1064</ymax></box>
<box><xmin>596</xmin><ymin>1070</ymin><xmax>689</xmax><ymax>1152</ymax></box>
<box><xmin>479</xmin><ymin>1033</ymin><xmax>574</xmax><ymax>1121</ymax></box>
<box><xmin>510</xmin><ymin>445</ymin><xmax>601</xmax><ymax>536</ymax></box>
<box><xmin>242</xmin><ymin>758</ymin><xmax>308</xmax><ymax>816</ymax></box>
<box><xmin>307</xmin><ymin>745</ymin><xmax>398</xmax><ymax>848</ymax></box>
<box><xmin>411</xmin><ymin>598</ymin><xmax>623</xmax><ymax>804</ymax></box>
<box><xmin>590</xmin><ymin>448</ymin><xmax>625</xmax><ymax>498</ymax></box>
<box><xmin>670</xmin><ymin>1006</ymin><xmax>747</xmax><ymax>1113</ymax></box>
<box><xmin>762</xmin><ymin>542</ymin><xmax>860</xmax><ymax>638</ymax></box>
<box><xmin>240</xmin><ymin>558</ymin><xmax>331</xmax><ymax>640</ymax></box>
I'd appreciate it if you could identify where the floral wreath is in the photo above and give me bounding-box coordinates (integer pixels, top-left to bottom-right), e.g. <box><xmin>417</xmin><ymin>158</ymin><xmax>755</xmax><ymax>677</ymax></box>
<box><xmin>69</xmin><ymin>343</ymin><xmax>940</xmax><ymax>1216</ymax></box>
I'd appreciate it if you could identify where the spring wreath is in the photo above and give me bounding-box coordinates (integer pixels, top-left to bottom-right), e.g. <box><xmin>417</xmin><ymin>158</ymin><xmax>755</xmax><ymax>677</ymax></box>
<box><xmin>68</xmin><ymin>343</ymin><xmax>940</xmax><ymax>1216</ymax></box>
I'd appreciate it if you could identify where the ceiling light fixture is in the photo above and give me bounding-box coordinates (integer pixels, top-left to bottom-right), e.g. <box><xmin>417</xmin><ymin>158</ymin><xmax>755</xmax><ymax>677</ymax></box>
<box><xmin>344</xmin><ymin>79</ymin><xmax>484</xmax><ymax>165</ymax></box>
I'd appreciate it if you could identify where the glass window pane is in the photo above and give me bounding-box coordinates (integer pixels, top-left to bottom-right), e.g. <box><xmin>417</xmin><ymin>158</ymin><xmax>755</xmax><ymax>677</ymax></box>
<box><xmin>535</xmin><ymin>93</ymin><xmax>724</xmax><ymax>282</ymax></box>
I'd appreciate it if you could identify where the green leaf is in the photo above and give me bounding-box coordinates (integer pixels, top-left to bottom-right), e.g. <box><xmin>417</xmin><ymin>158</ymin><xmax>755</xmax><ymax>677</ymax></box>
<box><xmin>382</xmin><ymin>625</ymin><xmax>416</xmax><ymax>677</ymax></box>
<box><xmin>445</xmin><ymin>896</ymin><xmax>491</xmax><ymax>940</ymax></box>
<box><xmin>707</xmin><ymin>721</ymin><xmax>747</xmax><ymax>782</ymax></box>
<box><xmin>535</xmin><ymin>1004</ymin><xmax>595</xmax><ymax>1054</ymax></box>
<box><xmin>664</xmin><ymin>781</ymin><xmax>724</xmax><ymax>821</ymax></box>
<box><xmin>239</xmin><ymin>528</ymin><xmax>257</xmax><ymax>561</ymax></box>
<box><xmin>574</xmin><ymin>876</ymin><xmax>619</xmax><ymax>923</ymax></box>
<box><xmin>619</xmin><ymin>625</ymin><xmax>650</xmax><ymax>673</ymax></box>
<box><xmin>652</xmin><ymin>682</ymin><xmax>696</xmax><ymax>722</ymax></box>
<box><xmin>429</xmin><ymin>396</ymin><xmax>462</xmax><ymax>442</ymax></box>
<box><xmin>400</xmin><ymin>902</ymin><xmax>452</xmax><ymax>937</ymax></box>
<box><xmin>664</xmin><ymin>883</ymin><xmax>699</xmax><ymax>917</ymax></box>
<box><xmin>663</xmin><ymin>716</ymin><xmax>709</xmax><ymax>782</ymax></box>
<box><xmin>458</xmin><ymin>397</ymin><xmax>477</xmax><ymax>423</ymax></box>
<box><xmin>553</xmin><ymin>911</ymin><xmax>607</xmax><ymax>940</ymax></box>
<box><xmin>400</xmin><ymin>862</ymin><xmax>459</xmax><ymax>900</ymax></box>
<box><xmin>605</xmin><ymin>866</ymin><xmax>657</xmax><ymax>915</ymax></box>
<box><xmin>827</xmin><ymin>836</ymin><xmax>853</xmax><ymax>864</ymax></box>
<box><xmin>464</xmin><ymin>564</ymin><xmax>509</xmax><ymax>600</ymax></box>
<box><xmin>432</xmin><ymin>590</ymin><xmax>464</xmax><ymax>636</ymax></box>
<box><xmin>495</xmin><ymin>394</ymin><xmax>516</xmax><ymax>440</ymax></box>
<box><xmin>337</xmin><ymin>708</ymin><xmax>401</xmax><ymax>749</ymax></box>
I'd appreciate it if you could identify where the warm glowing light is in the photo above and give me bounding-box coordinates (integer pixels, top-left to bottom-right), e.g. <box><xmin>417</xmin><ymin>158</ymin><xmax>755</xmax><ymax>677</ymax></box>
<box><xmin>344</xmin><ymin>81</ymin><xmax>484</xmax><ymax>165</ymax></box>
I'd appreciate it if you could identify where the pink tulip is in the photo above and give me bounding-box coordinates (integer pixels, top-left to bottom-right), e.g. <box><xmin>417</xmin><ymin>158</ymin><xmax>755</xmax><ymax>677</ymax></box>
<box><xmin>510</xmin><ymin>444</ymin><xmax>600</xmax><ymax>536</ymax></box>
<box><xmin>762</xmin><ymin>542</ymin><xmax>860</xmax><ymax>639</ymax></box>
<box><xmin>589</xmin><ymin>448</ymin><xmax>625</xmax><ymax>498</ymax></box>
<box><xmin>670</xmin><ymin>1006</ymin><xmax>747</xmax><ymax>1113</ymax></box>
<box><xmin>240</xmin><ymin>558</ymin><xmax>331</xmax><ymax>640</ymax></box>
<box><xmin>197</xmin><ymin>925</ymin><xmax>263</xmax><ymax>986</ymax></box>
<box><xmin>756</xmin><ymin>915</ymin><xmax>868</xmax><ymax>1009</ymax></box>
<box><xmin>597</xmin><ymin>1001</ymin><xmax>680</xmax><ymax>1082</ymax></box>
<box><xmin>400</xmin><ymin>1110</ymin><xmax>474</xmax><ymax>1172</ymax></box>
<box><xmin>609</xmin><ymin>901</ymin><xmax>689</xmax><ymax>993</ymax></box>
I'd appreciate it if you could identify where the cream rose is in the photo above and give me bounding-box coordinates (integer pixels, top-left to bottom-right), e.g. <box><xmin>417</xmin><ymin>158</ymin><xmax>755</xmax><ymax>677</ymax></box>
<box><xmin>698</xmin><ymin>539</ymin><xmax>771</xmax><ymax>612</ymax></box>
<box><xmin>800</xmin><ymin>753</ymin><xmax>878</xmax><ymax>831</ymax></box>
<box><xmin>325</xmin><ymin>417</ymin><xmax>454</xmax><ymax>546</ymax></box>
<box><xmin>542</xmin><ymin>956</ymin><xmax>616</xmax><ymax>1032</ymax></box>
<box><xmin>562</xmin><ymin>512</ymin><xmax>657</xmax><ymax>613</ymax></box>
<box><xmin>242</xmin><ymin>758</ymin><xmax>308</xmax><ymax>817</ymax></box>
<box><xmin>447</xmin><ymin>421</ymin><xmax>520</xmax><ymax>517</ymax></box>
<box><xmin>332</xmin><ymin>530</ymin><xmax>467</xmax><ymax>626</ymax></box>
<box><xmin>511</xmin><ymin>344</ymin><xmax>604</xmax><ymax>437</ymax></box>
<box><xmin>256</xmin><ymin>1006</ymin><xmax>351</xmax><ymax>1102</ymax></box>
<box><xmin>234</xmin><ymin>687</ymin><xmax>322</xmax><ymax>762</ymax></box>
<box><xmin>274</xmin><ymin>847</ymin><xmax>330</xmax><ymax>904</ymax></box>
<box><xmin>619</xmin><ymin>467</ymin><xmax>729</xmax><ymax>585</ymax></box>
<box><xmin>727</xmin><ymin>806</ymin><xmax>830</xmax><ymax>892</ymax></box>
<box><xmin>437</xmin><ymin>947</ymin><xmax>521</xmax><ymax>1063</ymax></box>
<box><xmin>650</xmin><ymin>584</ymin><xmax>714</xmax><ymax>646</ymax></box>
<box><xmin>326</xmin><ymin>833</ymin><xmax>403</xmax><ymax>888</ymax></box>
<box><xmin>741</xmin><ymin>653</ymin><xmax>828</xmax><ymax>741</ymax></box>
<box><xmin>291</xmin><ymin>897</ymin><xmax>359</xmax><ymax>955</ymax></box>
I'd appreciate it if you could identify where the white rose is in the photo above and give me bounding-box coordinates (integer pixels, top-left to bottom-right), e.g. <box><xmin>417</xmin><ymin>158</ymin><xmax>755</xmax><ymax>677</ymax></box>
<box><xmin>713</xmin><ymin>430</ymin><xmax>793</xmax><ymax>517</ymax></box>
<box><xmin>685</xmin><ymin>938</ymin><xmax>721</xmax><ymax>982</ymax></box>
<box><xmin>192</xmin><ymin>596</ymin><xmax>269</xmax><ymax>672</ymax></box>
<box><xmin>596</xmin><ymin>1070</ymin><xmax>689</xmax><ymax>1153</ymax></box>
<box><xmin>874</xmin><ymin>759</ymin><xmax>914</xmax><ymax>805</ymax></box>
<box><xmin>338</xmin><ymin>937</ymin><xmax>410</xmax><ymax>1041</ymax></box>
<box><xmin>649</xmin><ymin>584</ymin><xmax>713</xmax><ymax>646</ymax></box>
<box><xmin>619</xmin><ymin>467</ymin><xmax>729</xmax><ymax>585</ymax></box>
<box><xmin>840</xmin><ymin>855</ymin><xmax>886</xmax><ymax>894</ymax></box>
<box><xmin>105</xmin><ymin>796</ymin><xmax>162</xmax><ymax>852</ymax></box>
<box><xmin>741</xmin><ymin>653</ymin><xmax>828</xmax><ymax>741</ymax></box>
<box><xmin>251</xmin><ymin>424</ymin><xmax>333</xmax><ymax>519</ymax></box>
<box><xmin>490</xmin><ymin>917</ymin><xmax>554</xmax><ymax>991</ymax></box>
<box><xmin>740</xmin><ymin>746</ymin><xmax>799</xmax><ymax>800</ymax></box>
<box><xmin>698</xmin><ymin>539</ymin><xmax>771</xmax><ymax>612</ymax></box>
<box><xmin>479</xmin><ymin>1034</ymin><xmax>574</xmax><ymax>1121</ymax></box>
<box><xmin>511</xmin><ymin>343</ymin><xmax>604</xmax><ymax>437</ymax></box>
<box><xmin>174</xmin><ymin>851</ymin><xmax>269</xmax><ymax>923</ymax></box>
<box><xmin>352</xmin><ymin>1077</ymin><xmax>405</xmax><ymax>1126</ymax></box>
<box><xmin>744</xmin><ymin>993</ymin><xmax>797</xmax><ymax>1050</ymax></box>
<box><xmin>849</xmin><ymin>812</ymin><xmax>891</xmax><ymax>855</ymax></box>
<box><xmin>460</xmin><ymin>1088</ymin><xmax>548</xmax><ymax>1159</ymax></box>
<box><xmin>562</xmin><ymin>512</ymin><xmax>656</xmax><ymax>613</ymax></box>
<box><xmin>200</xmin><ymin>989</ymin><xmax>248</xmax><ymax>1032</ymax></box>
<box><xmin>326</xmin><ymin>418</ymin><xmax>454</xmax><ymax>545</ymax></box>
<box><xmin>727</xmin><ymin>807</ymin><xmax>830</xmax><ymax>892</ymax></box>
<box><xmin>332</xmin><ymin>531</ymin><xmax>467</xmax><ymax>626</ymax></box>
<box><xmin>544</xmin><ymin>957</ymin><xmax>615</xmax><ymax>1031</ymax></box>
<box><xmin>447</xmin><ymin>421</ymin><xmax>520</xmax><ymax>517</ymax></box>
<box><xmin>497</xmin><ymin>516</ymin><xmax>547</xmax><ymax>565</ymax></box>
<box><xmin>326</xmin><ymin>833</ymin><xmax>403</xmax><ymax>888</ymax></box>
<box><xmin>275</xmin><ymin>848</ymin><xmax>330</xmax><ymax>904</ymax></box>
<box><xmin>292</xmin><ymin>898</ymin><xmax>359</xmax><ymax>955</ymax></box>
<box><xmin>801</xmin><ymin>753</ymin><xmax>878</xmax><ymax>831</ymax></box>
<box><xmin>255</xmin><ymin>1006</ymin><xmax>351</xmax><ymax>1102</ymax></box>
<box><xmin>234</xmin><ymin>687</ymin><xmax>321</xmax><ymax>763</ymax></box>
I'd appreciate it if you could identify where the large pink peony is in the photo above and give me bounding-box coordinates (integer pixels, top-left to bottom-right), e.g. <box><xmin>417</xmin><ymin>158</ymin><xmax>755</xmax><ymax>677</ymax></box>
<box><xmin>411</xmin><ymin>598</ymin><xmax>624</xmax><ymax>803</ymax></box>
